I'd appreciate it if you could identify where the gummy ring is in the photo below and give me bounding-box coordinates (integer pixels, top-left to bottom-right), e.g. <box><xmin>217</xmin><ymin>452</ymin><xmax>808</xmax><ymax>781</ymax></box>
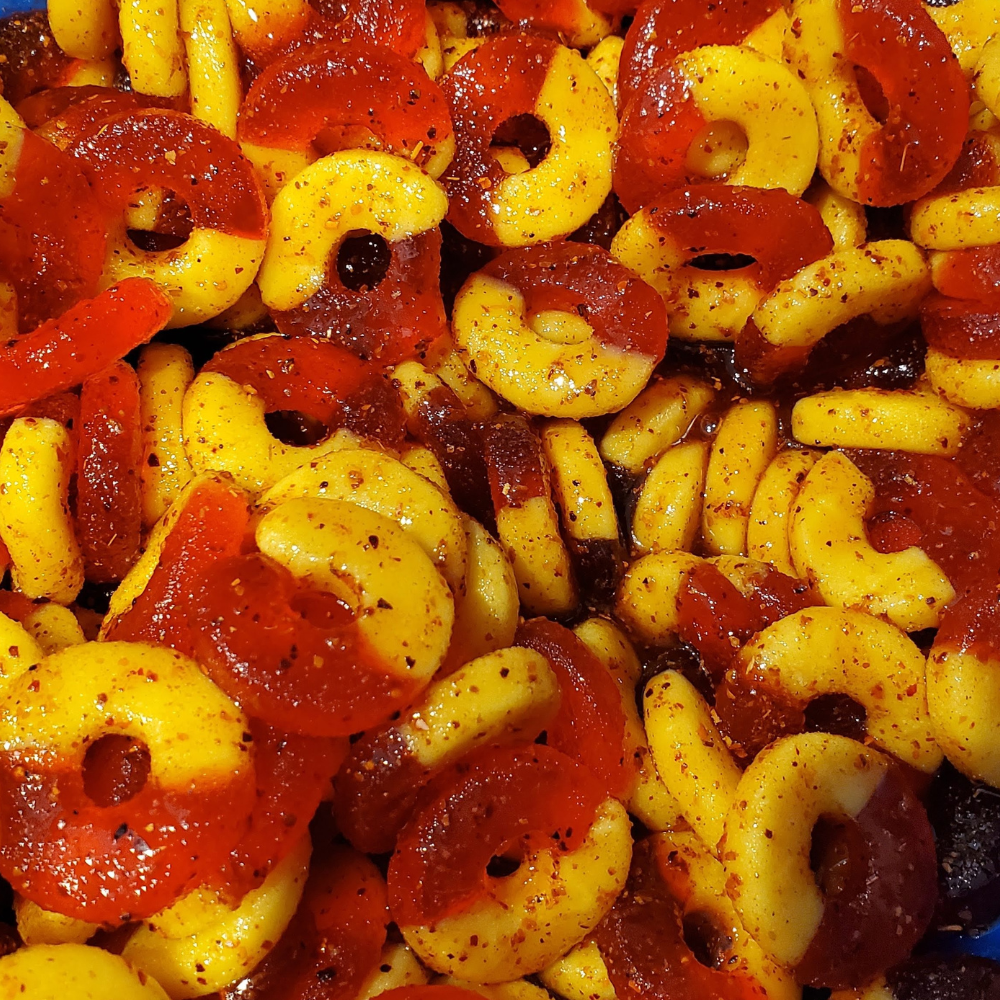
<box><xmin>180</xmin><ymin>0</ymin><xmax>243</xmax><ymax>139</ymax></box>
<box><xmin>736</xmin><ymin>240</ymin><xmax>931</xmax><ymax>383</ymax></box>
<box><xmin>101</xmin><ymin>474</ymin><xmax>252</xmax><ymax>650</ymax></box>
<box><xmin>925</xmin><ymin>0</ymin><xmax>1000</xmax><ymax>77</ymax></box>
<box><xmin>269</xmin><ymin>220</ymin><xmax>447</xmax><ymax>364</ymax></box>
<box><xmin>593</xmin><ymin>832</ymin><xmax>797</xmax><ymax>1000</ymax></box>
<box><xmin>611</xmin><ymin>185</ymin><xmax>833</xmax><ymax>342</ymax></box>
<box><xmin>440</xmin><ymin>34</ymin><xmax>617</xmax><ymax>247</ymax></box>
<box><xmin>515</xmin><ymin>618</ymin><xmax>635</xmax><ymax>801</ymax></box>
<box><xmin>0</xmin><ymin>944</ymin><xmax>170</xmax><ymax>1000</ymax></box>
<box><xmin>540</xmin><ymin>418</ymin><xmax>625</xmax><ymax>610</ymax></box>
<box><xmin>783</xmin><ymin>0</ymin><xmax>968</xmax><ymax>206</ymax></box>
<box><xmin>392</xmin><ymin>359</ymin><xmax>496</xmax><ymax>531</ymax></box>
<box><xmin>910</xmin><ymin>186</ymin><xmax>1000</xmax><ymax>251</ymax></box>
<box><xmin>120</xmin><ymin>834</ymin><xmax>312</xmax><ymax>997</ymax></box>
<box><xmin>117</xmin><ymin>0</ymin><xmax>186</xmax><ymax>99</ymax></box>
<box><xmin>618</xmin><ymin>0</ymin><xmax>781</xmax><ymax>109</ymax></box>
<box><xmin>257</xmin><ymin>446</ymin><xmax>468</xmax><ymax>590</ymax></box>
<box><xmin>257</xmin><ymin>150</ymin><xmax>448</xmax><ymax>364</ymax></box>
<box><xmin>453</xmin><ymin>242</ymin><xmax>668</xmax><ymax>417</ymax></box>
<box><xmin>924</xmin><ymin>349</ymin><xmax>1000</xmax><ymax>410</ymax></box>
<box><xmin>722</xmin><ymin>733</ymin><xmax>938</xmax><ymax>990</ymax></box>
<box><xmin>0</xmin><ymin>106</ymin><xmax>106</xmax><ymax>334</ymax></box>
<box><xmin>188</xmin><ymin>496</ymin><xmax>454</xmax><ymax>737</ymax></box>
<box><xmin>617</xmin><ymin>0</ymin><xmax>783</xmax><ymax>110</ymax></box>
<box><xmin>183</xmin><ymin>335</ymin><xmax>407</xmax><ymax>493</ymax></box>
<box><xmin>334</xmin><ymin>646</ymin><xmax>559</xmax><ymax>854</ymax></box>
<box><xmin>239</xmin><ymin>38</ymin><xmax>456</xmax><ymax>197</ymax></box>
<box><xmin>0</xmin><ymin>641</ymin><xmax>256</xmax><ymax>925</ymax></box>
<box><xmin>613</xmin><ymin>44</ymin><xmax>819</xmax><ymax>214</ymax></box>
<box><xmin>975</xmin><ymin>36</ymin><xmax>1000</xmax><ymax>117</ymax></box>
<box><xmin>47</xmin><ymin>0</ymin><xmax>118</xmax><ymax>61</ymax></box>
<box><xmin>484</xmin><ymin>413</ymin><xmax>577</xmax><ymax>617</ymax></box>
<box><xmin>224</xmin><ymin>0</ymin><xmax>313</xmax><ymax>62</ymax></box>
<box><xmin>64</xmin><ymin>109</ymin><xmax>269</xmax><ymax>327</ymax></box>
<box><xmin>388</xmin><ymin>744</ymin><xmax>632</xmax><ymax>982</ymax></box>
<box><xmin>734</xmin><ymin>607</ymin><xmax>942</xmax><ymax>772</ymax></box>
<box><xmin>0</xmin><ymin>416</ymin><xmax>84</xmax><ymax>606</ymax></box>
<box><xmin>927</xmin><ymin>640</ymin><xmax>1000</xmax><ymax>787</ymax></box>
<box><xmin>203</xmin><ymin>335</ymin><xmax>406</xmax><ymax>446</ymax></box>
<box><xmin>493</xmin><ymin>0</ymin><xmax>614</xmax><ymax>48</ymax></box>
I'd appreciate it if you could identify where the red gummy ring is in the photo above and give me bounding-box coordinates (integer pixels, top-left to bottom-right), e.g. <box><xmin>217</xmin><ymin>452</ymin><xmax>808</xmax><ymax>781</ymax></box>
<box><xmin>594</xmin><ymin>836</ymin><xmax>770</xmax><ymax>1000</ymax></box>
<box><xmin>439</xmin><ymin>33</ymin><xmax>556</xmax><ymax>245</ymax></box>
<box><xmin>103</xmin><ymin>476</ymin><xmax>252</xmax><ymax>651</ymax></box>
<box><xmin>613</xmin><ymin>185</ymin><xmax>834</xmax><ymax>340</ymax></box>
<box><xmin>638</xmin><ymin>186</ymin><xmax>833</xmax><ymax>291</ymax></box>
<box><xmin>797</xmin><ymin>763</ymin><xmax>938</xmax><ymax>987</ymax></box>
<box><xmin>0</xmin><ymin>643</ymin><xmax>256</xmax><ymax>924</ymax></box>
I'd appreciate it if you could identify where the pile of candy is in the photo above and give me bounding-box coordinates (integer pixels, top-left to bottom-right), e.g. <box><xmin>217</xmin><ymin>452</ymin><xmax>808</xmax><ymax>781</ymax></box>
<box><xmin>0</xmin><ymin>0</ymin><xmax>999</xmax><ymax>997</ymax></box>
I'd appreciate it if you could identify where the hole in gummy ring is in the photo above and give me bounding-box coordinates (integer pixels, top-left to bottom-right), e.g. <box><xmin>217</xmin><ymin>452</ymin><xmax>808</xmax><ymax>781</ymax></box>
<box><xmin>682</xmin><ymin>909</ymin><xmax>735</xmax><ymax>970</ymax></box>
<box><xmin>688</xmin><ymin>252</ymin><xmax>757</xmax><ymax>272</ymax></box>
<box><xmin>804</xmin><ymin>694</ymin><xmax>868</xmax><ymax>743</ymax></box>
<box><xmin>264</xmin><ymin>410</ymin><xmax>331</xmax><ymax>447</ymax></box>
<box><xmin>490</xmin><ymin>113</ymin><xmax>552</xmax><ymax>172</ymax></box>
<box><xmin>685</xmin><ymin>120</ymin><xmax>748</xmax><ymax>181</ymax></box>
<box><xmin>854</xmin><ymin>65</ymin><xmax>891</xmax><ymax>126</ymax></box>
<box><xmin>82</xmin><ymin>734</ymin><xmax>152</xmax><ymax>808</ymax></box>
<box><xmin>336</xmin><ymin>232</ymin><xmax>393</xmax><ymax>292</ymax></box>
<box><xmin>125</xmin><ymin>187</ymin><xmax>194</xmax><ymax>253</ymax></box>
<box><xmin>486</xmin><ymin>853</ymin><xmax>522</xmax><ymax>879</ymax></box>
<box><xmin>809</xmin><ymin>815</ymin><xmax>866</xmax><ymax>901</ymax></box>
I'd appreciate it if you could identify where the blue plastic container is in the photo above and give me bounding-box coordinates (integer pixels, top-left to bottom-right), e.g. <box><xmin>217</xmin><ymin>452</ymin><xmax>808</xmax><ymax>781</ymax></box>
<box><xmin>0</xmin><ymin>1</ymin><xmax>36</xmax><ymax>15</ymax></box>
